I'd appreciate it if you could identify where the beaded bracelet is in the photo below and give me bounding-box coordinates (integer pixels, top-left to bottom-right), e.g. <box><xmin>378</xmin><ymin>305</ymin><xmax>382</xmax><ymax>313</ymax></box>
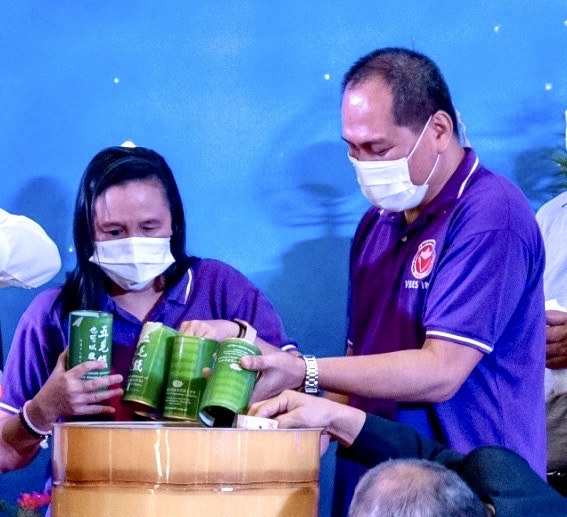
<box><xmin>18</xmin><ymin>401</ymin><xmax>52</xmax><ymax>449</ymax></box>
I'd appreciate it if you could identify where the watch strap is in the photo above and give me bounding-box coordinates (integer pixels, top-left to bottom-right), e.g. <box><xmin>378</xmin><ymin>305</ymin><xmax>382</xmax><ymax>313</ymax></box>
<box><xmin>233</xmin><ymin>319</ymin><xmax>257</xmax><ymax>343</ymax></box>
<box><xmin>302</xmin><ymin>355</ymin><xmax>319</xmax><ymax>394</ymax></box>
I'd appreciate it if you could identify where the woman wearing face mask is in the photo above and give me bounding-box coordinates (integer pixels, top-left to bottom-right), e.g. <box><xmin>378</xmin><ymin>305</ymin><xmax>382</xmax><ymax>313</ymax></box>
<box><xmin>0</xmin><ymin>144</ymin><xmax>297</xmax><ymax>472</ymax></box>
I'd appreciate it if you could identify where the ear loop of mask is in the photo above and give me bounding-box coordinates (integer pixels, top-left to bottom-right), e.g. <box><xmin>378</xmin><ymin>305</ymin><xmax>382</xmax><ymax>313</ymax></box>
<box><xmin>410</xmin><ymin>116</ymin><xmax>439</xmax><ymax>188</ymax></box>
<box><xmin>406</xmin><ymin>116</ymin><xmax>433</xmax><ymax>163</ymax></box>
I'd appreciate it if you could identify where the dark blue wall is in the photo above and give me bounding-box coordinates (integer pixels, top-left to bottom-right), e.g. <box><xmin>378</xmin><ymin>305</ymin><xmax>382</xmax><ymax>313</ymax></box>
<box><xmin>1</xmin><ymin>2</ymin><xmax>566</xmax><ymax>515</ymax></box>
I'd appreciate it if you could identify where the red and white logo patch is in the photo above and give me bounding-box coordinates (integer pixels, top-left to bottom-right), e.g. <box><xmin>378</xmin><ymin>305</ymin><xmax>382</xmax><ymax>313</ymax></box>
<box><xmin>411</xmin><ymin>239</ymin><xmax>436</xmax><ymax>280</ymax></box>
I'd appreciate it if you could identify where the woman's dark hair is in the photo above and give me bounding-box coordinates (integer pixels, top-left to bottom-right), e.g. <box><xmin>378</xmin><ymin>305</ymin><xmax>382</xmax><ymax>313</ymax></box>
<box><xmin>58</xmin><ymin>145</ymin><xmax>195</xmax><ymax>315</ymax></box>
<box><xmin>342</xmin><ymin>47</ymin><xmax>459</xmax><ymax>136</ymax></box>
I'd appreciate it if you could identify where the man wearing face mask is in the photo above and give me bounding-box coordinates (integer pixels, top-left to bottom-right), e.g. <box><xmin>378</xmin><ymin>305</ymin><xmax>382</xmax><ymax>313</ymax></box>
<box><xmin>242</xmin><ymin>47</ymin><xmax>546</xmax><ymax>515</ymax></box>
<box><xmin>0</xmin><ymin>144</ymin><xmax>296</xmax><ymax>478</ymax></box>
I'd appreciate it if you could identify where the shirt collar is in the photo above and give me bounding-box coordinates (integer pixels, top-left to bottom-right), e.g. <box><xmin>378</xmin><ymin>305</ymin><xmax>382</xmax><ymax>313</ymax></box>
<box><xmin>381</xmin><ymin>147</ymin><xmax>480</xmax><ymax>227</ymax></box>
<box><xmin>421</xmin><ymin>147</ymin><xmax>480</xmax><ymax>216</ymax></box>
<box><xmin>167</xmin><ymin>267</ymin><xmax>193</xmax><ymax>305</ymax></box>
<box><xmin>98</xmin><ymin>267</ymin><xmax>194</xmax><ymax>316</ymax></box>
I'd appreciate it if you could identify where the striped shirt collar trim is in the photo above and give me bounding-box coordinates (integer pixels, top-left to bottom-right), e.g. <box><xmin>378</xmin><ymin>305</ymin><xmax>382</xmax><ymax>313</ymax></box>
<box><xmin>457</xmin><ymin>155</ymin><xmax>480</xmax><ymax>199</ymax></box>
<box><xmin>183</xmin><ymin>267</ymin><xmax>193</xmax><ymax>304</ymax></box>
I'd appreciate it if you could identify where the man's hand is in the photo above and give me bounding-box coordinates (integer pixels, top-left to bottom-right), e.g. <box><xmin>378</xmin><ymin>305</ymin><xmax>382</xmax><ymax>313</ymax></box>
<box><xmin>546</xmin><ymin>310</ymin><xmax>567</xmax><ymax>369</ymax></box>
<box><xmin>29</xmin><ymin>349</ymin><xmax>123</xmax><ymax>430</ymax></box>
<box><xmin>240</xmin><ymin>351</ymin><xmax>305</xmax><ymax>403</ymax></box>
<box><xmin>248</xmin><ymin>390</ymin><xmax>365</xmax><ymax>447</ymax></box>
<box><xmin>249</xmin><ymin>390</ymin><xmax>334</xmax><ymax>429</ymax></box>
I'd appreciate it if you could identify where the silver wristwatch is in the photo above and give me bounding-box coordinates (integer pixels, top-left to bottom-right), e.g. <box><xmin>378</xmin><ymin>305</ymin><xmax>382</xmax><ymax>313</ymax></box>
<box><xmin>302</xmin><ymin>355</ymin><xmax>319</xmax><ymax>394</ymax></box>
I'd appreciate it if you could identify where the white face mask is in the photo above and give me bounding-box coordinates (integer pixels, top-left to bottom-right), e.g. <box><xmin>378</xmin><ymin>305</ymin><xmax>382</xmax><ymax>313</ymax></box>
<box><xmin>348</xmin><ymin>117</ymin><xmax>439</xmax><ymax>212</ymax></box>
<box><xmin>89</xmin><ymin>237</ymin><xmax>175</xmax><ymax>291</ymax></box>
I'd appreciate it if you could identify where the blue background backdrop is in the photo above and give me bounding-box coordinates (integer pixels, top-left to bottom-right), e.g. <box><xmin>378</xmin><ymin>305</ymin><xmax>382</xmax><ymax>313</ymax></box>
<box><xmin>1</xmin><ymin>2</ymin><xmax>566</xmax><ymax>516</ymax></box>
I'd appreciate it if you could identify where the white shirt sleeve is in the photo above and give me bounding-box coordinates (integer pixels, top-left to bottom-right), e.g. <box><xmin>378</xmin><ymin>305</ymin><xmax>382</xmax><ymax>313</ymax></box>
<box><xmin>536</xmin><ymin>191</ymin><xmax>567</xmax><ymax>308</ymax></box>
<box><xmin>0</xmin><ymin>208</ymin><xmax>62</xmax><ymax>288</ymax></box>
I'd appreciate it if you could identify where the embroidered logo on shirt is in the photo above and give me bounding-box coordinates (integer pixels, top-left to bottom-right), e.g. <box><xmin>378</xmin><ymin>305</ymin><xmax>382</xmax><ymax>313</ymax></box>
<box><xmin>411</xmin><ymin>239</ymin><xmax>436</xmax><ymax>279</ymax></box>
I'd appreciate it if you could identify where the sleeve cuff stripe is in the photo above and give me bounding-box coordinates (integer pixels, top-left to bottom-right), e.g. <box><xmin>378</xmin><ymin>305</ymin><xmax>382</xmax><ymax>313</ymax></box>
<box><xmin>426</xmin><ymin>330</ymin><xmax>493</xmax><ymax>353</ymax></box>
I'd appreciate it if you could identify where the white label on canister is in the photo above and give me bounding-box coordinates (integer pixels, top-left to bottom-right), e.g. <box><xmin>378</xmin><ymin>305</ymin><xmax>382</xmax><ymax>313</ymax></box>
<box><xmin>236</xmin><ymin>414</ymin><xmax>278</xmax><ymax>430</ymax></box>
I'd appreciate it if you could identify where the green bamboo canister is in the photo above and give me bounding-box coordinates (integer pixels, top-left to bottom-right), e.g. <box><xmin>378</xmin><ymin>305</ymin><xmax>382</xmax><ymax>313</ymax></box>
<box><xmin>67</xmin><ymin>311</ymin><xmax>113</xmax><ymax>380</ymax></box>
<box><xmin>198</xmin><ymin>338</ymin><xmax>261</xmax><ymax>428</ymax></box>
<box><xmin>162</xmin><ymin>336</ymin><xmax>219</xmax><ymax>421</ymax></box>
<box><xmin>122</xmin><ymin>322</ymin><xmax>178</xmax><ymax>416</ymax></box>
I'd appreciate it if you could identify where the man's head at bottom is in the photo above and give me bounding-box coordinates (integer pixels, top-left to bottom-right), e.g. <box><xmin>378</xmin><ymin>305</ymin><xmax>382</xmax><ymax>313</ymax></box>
<box><xmin>349</xmin><ymin>459</ymin><xmax>490</xmax><ymax>517</ymax></box>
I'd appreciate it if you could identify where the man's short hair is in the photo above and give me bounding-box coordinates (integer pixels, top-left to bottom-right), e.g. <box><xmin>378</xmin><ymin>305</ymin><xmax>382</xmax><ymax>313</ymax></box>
<box><xmin>342</xmin><ymin>47</ymin><xmax>459</xmax><ymax>136</ymax></box>
<box><xmin>348</xmin><ymin>458</ymin><xmax>487</xmax><ymax>517</ymax></box>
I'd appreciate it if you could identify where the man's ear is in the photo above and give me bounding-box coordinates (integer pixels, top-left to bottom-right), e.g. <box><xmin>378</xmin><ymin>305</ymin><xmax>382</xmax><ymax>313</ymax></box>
<box><xmin>430</xmin><ymin>110</ymin><xmax>454</xmax><ymax>153</ymax></box>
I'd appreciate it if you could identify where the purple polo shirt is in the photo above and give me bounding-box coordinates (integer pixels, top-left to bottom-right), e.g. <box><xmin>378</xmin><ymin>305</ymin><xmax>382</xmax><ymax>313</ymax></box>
<box><xmin>2</xmin><ymin>258</ymin><xmax>296</xmax><ymax>420</ymax></box>
<box><xmin>348</xmin><ymin>148</ymin><xmax>546</xmax><ymax>476</ymax></box>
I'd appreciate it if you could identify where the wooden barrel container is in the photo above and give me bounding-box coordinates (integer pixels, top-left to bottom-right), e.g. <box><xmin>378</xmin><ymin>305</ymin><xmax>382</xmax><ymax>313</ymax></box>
<box><xmin>51</xmin><ymin>422</ymin><xmax>321</xmax><ymax>516</ymax></box>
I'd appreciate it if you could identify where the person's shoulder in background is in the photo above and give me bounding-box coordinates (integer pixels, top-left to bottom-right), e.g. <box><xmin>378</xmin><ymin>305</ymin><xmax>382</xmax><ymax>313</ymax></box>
<box><xmin>0</xmin><ymin>209</ymin><xmax>61</xmax><ymax>288</ymax></box>
<box><xmin>536</xmin><ymin>191</ymin><xmax>567</xmax><ymax>233</ymax></box>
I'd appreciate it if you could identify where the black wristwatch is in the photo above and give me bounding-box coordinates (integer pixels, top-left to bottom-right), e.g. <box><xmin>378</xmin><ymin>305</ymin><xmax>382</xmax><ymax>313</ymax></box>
<box><xmin>233</xmin><ymin>319</ymin><xmax>257</xmax><ymax>343</ymax></box>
